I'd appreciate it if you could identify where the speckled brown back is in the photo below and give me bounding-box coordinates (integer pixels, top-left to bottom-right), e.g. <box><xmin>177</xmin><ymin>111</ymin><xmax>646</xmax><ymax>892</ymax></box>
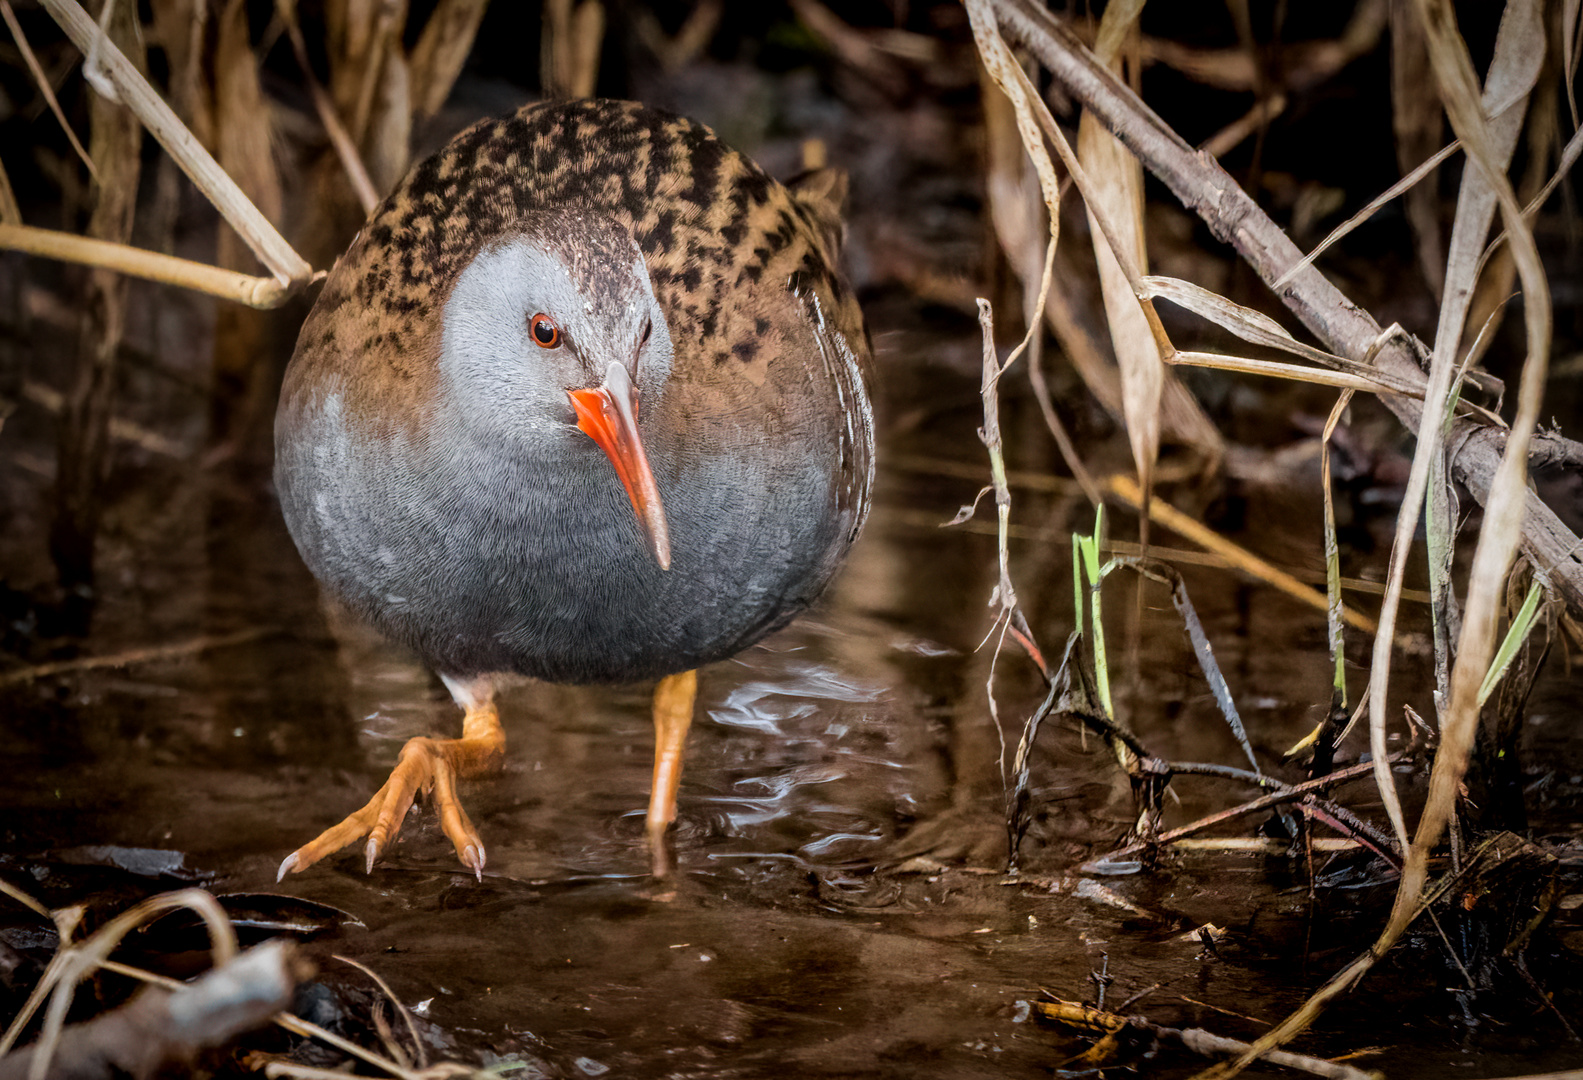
<box><xmin>289</xmin><ymin>98</ymin><xmax>870</xmax><ymax>434</ymax></box>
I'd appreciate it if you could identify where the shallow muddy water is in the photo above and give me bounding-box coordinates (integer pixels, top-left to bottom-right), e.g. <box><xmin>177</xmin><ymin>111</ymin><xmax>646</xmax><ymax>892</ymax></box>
<box><xmin>3</xmin><ymin>284</ymin><xmax>1583</xmax><ymax>1079</ymax></box>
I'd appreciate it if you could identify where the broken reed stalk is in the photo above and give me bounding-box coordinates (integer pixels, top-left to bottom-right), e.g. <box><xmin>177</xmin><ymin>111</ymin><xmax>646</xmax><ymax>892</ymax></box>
<box><xmin>973</xmin><ymin>298</ymin><xmax>1020</xmax><ymax>782</ymax></box>
<box><xmin>18</xmin><ymin>0</ymin><xmax>314</xmax><ymax>306</ymax></box>
<box><xmin>0</xmin><ymin>224</ymin><xmax>288</xmax><ymax>308</ymax></box>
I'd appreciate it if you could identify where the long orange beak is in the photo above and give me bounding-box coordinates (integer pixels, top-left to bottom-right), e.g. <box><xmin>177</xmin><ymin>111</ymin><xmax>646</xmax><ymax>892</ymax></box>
<box><xmin>567</xmin><ymin>362</ymin><xmax>672</xmax><ymax>570</ymax></box>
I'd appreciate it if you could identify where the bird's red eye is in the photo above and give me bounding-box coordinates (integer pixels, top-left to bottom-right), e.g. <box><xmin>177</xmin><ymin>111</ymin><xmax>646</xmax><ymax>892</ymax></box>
<box><xmin>529</xmin><ymin>313</ymin><xmax>561</xmax><ymax>348</ymax></box>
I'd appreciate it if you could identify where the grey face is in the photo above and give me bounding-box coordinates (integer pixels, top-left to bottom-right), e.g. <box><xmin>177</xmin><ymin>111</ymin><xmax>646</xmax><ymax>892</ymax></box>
<box><xmin>436</xmin><ymin>218</ymin><xmax>676</xmax><ymax>447</ymax></box>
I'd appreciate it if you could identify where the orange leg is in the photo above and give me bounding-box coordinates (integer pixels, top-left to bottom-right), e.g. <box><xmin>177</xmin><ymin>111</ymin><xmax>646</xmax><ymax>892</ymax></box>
<box><xmin>646</xmin><ymin>669</ymin><xmax>697</xmax><ymax>877</ymax></box>
<box><xmin>279</xmin><ymin>674</ymin><xmax>506</xmax><ymax>881</ymax></box>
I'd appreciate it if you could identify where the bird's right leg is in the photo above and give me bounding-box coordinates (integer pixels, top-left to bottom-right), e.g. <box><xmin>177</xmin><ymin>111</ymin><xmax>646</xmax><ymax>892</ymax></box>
<box><xmin>278</xmin><ymin>674</ymin><xmax>506</xmax><ymax>880</ymax></box>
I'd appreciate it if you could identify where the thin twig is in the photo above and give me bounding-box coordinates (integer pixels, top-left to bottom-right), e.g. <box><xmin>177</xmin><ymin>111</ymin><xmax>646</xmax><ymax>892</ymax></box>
<box><xmin>0</xmin><ymin>627</ymin><xmax>274</xmax><ymax>688</ymax></box>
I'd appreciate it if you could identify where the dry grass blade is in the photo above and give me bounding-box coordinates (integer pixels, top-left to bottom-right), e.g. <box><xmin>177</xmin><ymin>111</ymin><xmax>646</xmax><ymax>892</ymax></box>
<box><xmin>1272</xmin><ymin>139</ymin><xmax>1461</xmax><ymax>291</ymax></box>
<box><xmin>333</xmin><ymin>955</ymin><xmax>428</xmax><ymax>1070</ymax></box>
<box><xmin>1167</xmin><ymin>351</ymin><xmax>1413</xmax><ymax>395</ymax></box>
<box><xmin>1080</xmin><ymin>0</ymin><xmax>1162</xmax><ymax>499</ymax></box>
<box><xmin>20</xmin><ymin>890</ymin><xmax>237</xmax><ymax>1080</ymax></box>
<box><xmin>278</xmin><ymin>0</ymin><xmax>380</xmax><ymax>215</ymax></box>
<box><xmin>1276</xmin><ymin>53</ymin><xmax>1539</xmax><ymax>293</ymax></box>
<box><xmin>0</xmin><ymin>0</ymin><xmax>98</xmax><ymax>184</ymax></box>
<box><xmin>0</xmin><ymin>157</ymin><xmax>18</xmax><ymax>225</ymax></box>
<box><xmin>1475</xmin><ymin>122</ymin><xmax>1583</xmax><ymax>285</ymax></box>
<box><xmin>1357</xmin><ymin>0</ymin><xmax>1543</xmax><ymax>862</ymax></box>
<box><xmin>1144</xmin><ymin>276</ymin><xmax>1427</xmax><ymax>396</ymax></box>
<box><xmin>37</xmin><ymin>0</ymin><xmax>311</xmax><ymax>292</ymax></box>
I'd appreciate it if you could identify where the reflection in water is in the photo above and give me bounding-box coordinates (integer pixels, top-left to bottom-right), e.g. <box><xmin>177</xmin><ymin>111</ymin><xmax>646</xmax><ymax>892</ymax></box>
<box><xmin>708</xmin><ymin>661</ymin><xmax>887</xmax><ymax>738</ymax></box>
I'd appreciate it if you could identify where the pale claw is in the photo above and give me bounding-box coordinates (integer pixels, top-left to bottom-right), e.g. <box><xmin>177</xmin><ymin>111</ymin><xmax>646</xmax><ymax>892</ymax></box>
<box><xmin>276</xmin><ymin>852</ymin><xmax>300</xmax><ymax>882</ymax></box>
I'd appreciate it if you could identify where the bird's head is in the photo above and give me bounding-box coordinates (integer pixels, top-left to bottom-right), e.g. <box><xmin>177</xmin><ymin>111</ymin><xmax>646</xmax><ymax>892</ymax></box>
<box><xmin>437</xmin><ymin>214</ymin><xmax>675</xmax><ymax>569</ymax></box>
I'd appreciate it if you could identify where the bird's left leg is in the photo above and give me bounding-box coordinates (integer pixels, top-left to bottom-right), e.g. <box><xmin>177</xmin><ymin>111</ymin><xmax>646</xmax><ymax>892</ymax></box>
<box><xmin>646</xmin><ymin>669</ymin><xmax>697</xmax><ymax>876</ymax></box>
<box><xmin>278</xmin><ymin>674</ymin><xmax>506</xmax><ymax>880</ymax></box>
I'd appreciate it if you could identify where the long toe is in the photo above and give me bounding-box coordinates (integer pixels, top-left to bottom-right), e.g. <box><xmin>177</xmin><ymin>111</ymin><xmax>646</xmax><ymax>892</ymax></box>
<box><xmin>279</xmin><ymin>736</ymin><xmax>488</xmax><ymax>877</ymax></box>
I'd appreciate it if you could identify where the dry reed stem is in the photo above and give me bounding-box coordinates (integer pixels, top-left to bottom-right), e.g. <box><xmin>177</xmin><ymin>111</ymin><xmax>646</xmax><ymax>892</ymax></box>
<box><xmin>0</xmin><ymin>223</ymin><xmax>292</xmax><ymax>308</ymax></box>
<box><xmin>36</xmin><ymin>0</ymin><xmax>312</xmax><ymax>298</ymax></box>
<box><xmin>1386</xmin><ymin>0</ymin><xmax>1551</xmax><ymax>947</ymax></box>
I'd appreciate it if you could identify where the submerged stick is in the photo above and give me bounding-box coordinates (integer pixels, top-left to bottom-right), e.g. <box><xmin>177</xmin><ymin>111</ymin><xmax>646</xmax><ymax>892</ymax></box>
<box><xmin>1032</xmin><ymin>999</ymin><xmax>1381</xmax><ymax>1080</ymax></box>
<box><xmin>0</xmin><ymin>628</ymin><xmax>273</xmax><ymax>688</ymax></box>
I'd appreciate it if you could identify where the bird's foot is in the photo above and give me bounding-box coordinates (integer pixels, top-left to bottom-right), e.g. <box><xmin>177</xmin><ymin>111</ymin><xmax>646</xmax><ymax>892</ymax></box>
<box><xmin>280</xmin><ymin>690</ymin><xmax>505</xmax><ymax>880</ymax></box>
